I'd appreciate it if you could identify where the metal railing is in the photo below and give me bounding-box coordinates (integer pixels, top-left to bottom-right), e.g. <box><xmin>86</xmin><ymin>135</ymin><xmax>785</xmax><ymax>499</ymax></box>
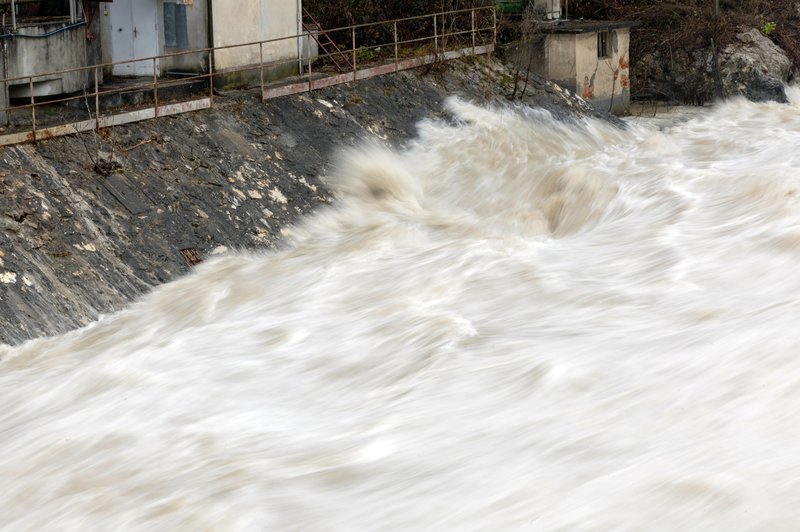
<box><xmin>0</xmin><ymin>6</ymin><xmax>496</xmax><ymax>146</ymax></box>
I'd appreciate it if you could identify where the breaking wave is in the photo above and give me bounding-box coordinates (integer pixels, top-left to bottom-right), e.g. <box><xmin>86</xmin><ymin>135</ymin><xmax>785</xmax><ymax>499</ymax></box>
<box><xmin>3</xmin><ymin>95</ymin><xmax>800</xmax><ymax>530</ymax></box>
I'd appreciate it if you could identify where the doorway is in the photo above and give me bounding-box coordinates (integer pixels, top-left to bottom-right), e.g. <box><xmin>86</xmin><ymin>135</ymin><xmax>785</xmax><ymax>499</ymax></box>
<box><xmin>109</xmin><ymin>0</ymin><xmax>159</xmax><ymax>76</ymax></box>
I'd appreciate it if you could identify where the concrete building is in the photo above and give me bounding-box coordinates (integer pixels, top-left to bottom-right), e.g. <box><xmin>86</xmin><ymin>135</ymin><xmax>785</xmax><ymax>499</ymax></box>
<box><xmin>99</xmin><ymin>0</ymin><xmax>303</xmax><ymax>83</ymax></box>
<box><xmin>0</xmin><ymin>0</ymin><xmax>103</xmax><ymax>124</ymax></box>
<box><xmin>211</xmin><ymin>0</ymin><xmax>302</xmax><ymax>83</ymax></box>
<box><xmin>100</xmin><ymin>0</ymin><xmax>208</xmax><ymax>77</ymax></box>
<box><xmin>529</xmin><ymin>20</ymin><xmax>636</xmax><ymax>114</ymax></box>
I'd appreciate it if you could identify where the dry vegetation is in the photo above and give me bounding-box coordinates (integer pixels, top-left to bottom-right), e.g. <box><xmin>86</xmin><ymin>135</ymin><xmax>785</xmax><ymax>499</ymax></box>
<box><xmin>570</xmin><ymin>0</ymin><xmax>800</xmax><ymax>71</ymax></box>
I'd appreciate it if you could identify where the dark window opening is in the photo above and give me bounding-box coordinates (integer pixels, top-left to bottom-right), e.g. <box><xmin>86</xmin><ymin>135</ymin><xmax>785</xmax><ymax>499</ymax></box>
<box><xmin>164</xmin><ymin>2</ymin><xmax>188</xmax><ymax>49</ymax></box>
<box><xmin>597</xmin><ymin>30</ymin><xmax>610</xmax><ymax>58</ymax></box>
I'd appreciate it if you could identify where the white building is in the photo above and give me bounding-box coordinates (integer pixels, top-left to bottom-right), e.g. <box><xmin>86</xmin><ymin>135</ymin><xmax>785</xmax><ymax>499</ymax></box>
<box><xmin>99</xmin><ymin>0</ymin><xmax>303</xmax><ymax>82</ymax></box>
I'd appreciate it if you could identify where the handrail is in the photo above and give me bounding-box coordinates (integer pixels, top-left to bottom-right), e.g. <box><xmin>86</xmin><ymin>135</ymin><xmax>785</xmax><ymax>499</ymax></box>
<box><xmin>0</xmin><ymin>6</ymin><xmax>494</xmax><ymax>85</ymax></box>
<box><xmin>0</xmin><ymin>6</ymin><xmax>497</xmax><ymax>145</ymax></box>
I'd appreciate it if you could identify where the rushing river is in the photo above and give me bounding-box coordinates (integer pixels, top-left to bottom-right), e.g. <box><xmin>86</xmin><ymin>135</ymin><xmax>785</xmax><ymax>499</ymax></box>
<box><xmin>3</xmin><ymin>93</ymin><xmax>800</xmax><ymax>530</ymax></box>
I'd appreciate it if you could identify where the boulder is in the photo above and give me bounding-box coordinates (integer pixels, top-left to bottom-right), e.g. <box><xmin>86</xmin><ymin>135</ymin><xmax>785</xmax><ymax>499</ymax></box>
<box><xmin>720</xmin><ymin>28</ymin><xmax>792</xmax><ymax>102</ymax></box>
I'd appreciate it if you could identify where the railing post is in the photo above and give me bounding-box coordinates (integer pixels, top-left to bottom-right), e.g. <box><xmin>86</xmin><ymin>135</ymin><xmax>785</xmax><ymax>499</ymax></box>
<box><xmin>393</xmin><ymin>21</ymin><xmax>399</xmax><ymax>72</ymax></box>
<box><xmin>94</xmin><ymin>66</ymin><xmax>100</xmax><ymax>131</ymax></box>
<box><xmin>153</xmin><ymin>57</ymin><xmax>159</xmax><ymax>118</ymax></box>
<box><xmin>351</xmin><ymin>27</ymin><xmax>357</xmax><ymax>78</ymax></box>
<box><xmin>471</xmin><ymin>9</ymin><xmax>476</xmax><ymax>54</ymax></box>
<box><xmin>11</xmin><ymin>0</ymin><xmax>16</xmax><ymax>31</ymax></box>
<box><xmin>28</xmin><ymin>77</ymin><xmax>35</xmax><ymax>143</ymax></box>
<box><xmin>492</xmin><ymin>7</ymin><xmax>497</xmax><ymax>48</ymax></box>
<box><xmin>259</xmin><ymin>42</ymin><xmax>265</xmax><ymax>101</ymax></box>
<box><xmin>307</xmin><ymin>33</ymin><xmax>312</xmax><ymax>91</ymax></box>
<box><xmin>208</xmin><ymin>49</ymin><xmax>214</xmax><ymax>108</ymax></box>
<box><xmin>434</xmin><ymin>14</ymin><xmax>439</xmax><ymax>53</ymax></box>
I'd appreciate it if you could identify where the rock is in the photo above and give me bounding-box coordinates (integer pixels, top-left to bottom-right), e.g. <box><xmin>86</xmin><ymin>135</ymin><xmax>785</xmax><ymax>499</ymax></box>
<box><xmin>633</xmin><ymin>28</ymin><xmax>791</xmax><ymax>105</ymax></box>
<box><xmin>720</xmin><ymin>28</ymin><xmax>792</xmax><ymax>102</ymax></box>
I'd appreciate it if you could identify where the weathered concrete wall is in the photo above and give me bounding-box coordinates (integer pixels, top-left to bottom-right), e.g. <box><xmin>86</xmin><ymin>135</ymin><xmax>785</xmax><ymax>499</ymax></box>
<box><xmin>544</xmin><ymin>34</ymin><xmax>576</xmax><ymax>91</ymax></box>
<box><xmin>98</xmin><ymin>2</ymin><xmax>112</xmax><ymax>67</ymax></box>
<box><xmin>4</xmin><ymin>22</ymin><xmax>89</xmax><ymax>97</ymax></box>
<box><xmin>0</xmin><ymin>57</ymin><xmax>619</xmax><ymax>345</ymax></box>
<box><xmin>160</xmin><ymin>0</ymin><xmax>210</xmax><ymax>74</ymax></box>
<box><xmin>0</xmin><ymin>50</ymin><xmax>7</xmax><ymax>126</ymax></box>
<box><xmin>211</xmin><ymin>0</ymin><xmax>300</xmax><ymax>73</ymax></box>
<box><xmin>574</xmin><ymin>29</ymin><xmax>630</xmax><ymax>114</ymax></box>
<box><xmin>0</xmin><ymin>81</ymin><xmax>7</xmax><ymax>127</ymax></box>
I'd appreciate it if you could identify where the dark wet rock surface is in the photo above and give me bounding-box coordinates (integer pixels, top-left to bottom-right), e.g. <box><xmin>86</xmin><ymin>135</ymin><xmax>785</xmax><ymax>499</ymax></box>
<box><xmin>0</xmin><ymin>57</ymin><xmax>617</xmax><ymax>345</ymax></box>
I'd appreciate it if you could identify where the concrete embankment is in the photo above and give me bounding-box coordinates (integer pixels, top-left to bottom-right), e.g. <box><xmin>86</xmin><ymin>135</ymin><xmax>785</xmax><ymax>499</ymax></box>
<box><xmin>0</xmin><ymin>57</ymin><xmax>615</xmax><ymax>345</ymax></box>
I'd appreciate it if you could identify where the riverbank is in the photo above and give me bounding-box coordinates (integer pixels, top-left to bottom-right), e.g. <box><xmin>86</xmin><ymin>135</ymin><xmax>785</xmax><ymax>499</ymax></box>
<box><xmin>0</xmin><ymin>56</ymin><xmax>618</xmax><ymax>345</ymax></box>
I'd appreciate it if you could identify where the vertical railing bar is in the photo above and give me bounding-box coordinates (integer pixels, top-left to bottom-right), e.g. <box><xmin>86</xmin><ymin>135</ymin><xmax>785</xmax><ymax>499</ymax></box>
<box><xmin>471</xmin><ymin>9</ymin><xmax>476</xmax><ymax>55</ymax></box>
<box><xmin>94</xmin><ymin>66</ymin><xmax>99</xmax><ymax>131</ymax></box>
<box><xmin>351</xmin><ymin>27</ymin><xmax>357</xmax><ymax>78</ymax></box>
<box><xmin>29</xmin><ymin>77</ymin><xmax>35</xmax><ymax>142</ymax></box>
<box><xmin>393</xmin><ymin>21</ymin><xmax>398</xmax><ymax>72</ymax></box>
<box><xmin>153</xmin><ymin>58</ymin><xmax>159</xmax><ymax>118</ymax></box>
<box><xmin>259</xmin><ymin>42</ymin><xmax>265</xmax><ymax>101</ymax></box>
<box><xmin>307</xmin><ymin>34</ymin><xmax>312</xmax><ymax>91</ymax></box>
<box><xmin>434</xmin><ymin>14</ymin><xmax>438</xmax><ymax>53</ymax></box>
<box><xmin>11</xmin><ymin>0</ymin><xmax>16</xmax><ymax>31</ymax></box>
<box><xmin>0</xmin><ymin>8</ymin><xmax>503</xmax><ymax>148</ymax></box>
<box><xmin>492</xmin><ymin>7</ymin><xmax>497</xmax><ymax>48</ymax></box>
<box><xmin>208</xmin><ymin>50</ymin><xmax>214</xmax><ymax>108</ymax></box>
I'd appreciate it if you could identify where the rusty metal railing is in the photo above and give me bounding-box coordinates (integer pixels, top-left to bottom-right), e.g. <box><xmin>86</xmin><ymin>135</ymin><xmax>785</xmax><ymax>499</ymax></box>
<box><xmin>0</xmin><ymin>6</ymin><xmax>496</xmax><ymax>146</ymax></box>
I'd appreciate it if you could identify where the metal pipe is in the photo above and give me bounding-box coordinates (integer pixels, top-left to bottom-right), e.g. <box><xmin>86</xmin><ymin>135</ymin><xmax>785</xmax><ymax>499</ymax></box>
<box><xmin>434</xmin><ymin>14</ymin><xmax>438</xmax><ymax>52</ymax></box>
<box><xmin>471</xmin><ymin>9</ymin><xmax>475</xmax><ymax>54</ymax></box>
<box><xmin>29</xmin><ymin>76</ymin><xmax>35</xmax><ymax>141</ymax></box>
<box><xmin>259</xmin><ymin>42</ymin><xmax>264</xmax><ymax>101</ymax></box>
<box><xmin>11</xmin><ymin>0</ymin><xmax>16</xmax><ymax>31</ymax></box>
<box><xmin>69</xmin><ymin>0</ymin><xmax>76</xmax><ymax>23</ymax></box>
<box><xmin>94</xmin><ymin>66</ymin><xmax>99</xmax><ymax>130</ymax></box>
<box><xmin>306</xmin><ymin>32</ymin><xmax>311</xmax><ymax>91</ymax></box>
<box><xmin>153</xmin><ymin>58</ymin><xmax>159</xmax><ymax>118</ymax></box>
<box><xmin>492</xmin><ymin>7</ymin><xmax>497</xmax><ymax>46</ymax></box>
<box><xmin>351</xmin><ymin>27</ymin><xmax>356</xmax><ymax>75</ymax></box>
<box><xmin>208</xmin><ymin>49</ymin><xmax>213</xmax><ymax>107</ymax></box>
<box><xmin>296</xmin><ymin>0</ymin><xmax>302</xmax><ymax>74</ymax></box>
<box><xmin>393</xmin><ymin>21</ymin><xmax>398</xmax><ymax>71</ymax></box>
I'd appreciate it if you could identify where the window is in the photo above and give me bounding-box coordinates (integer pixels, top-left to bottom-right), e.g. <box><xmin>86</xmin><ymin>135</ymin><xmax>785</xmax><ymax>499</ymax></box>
<box><xmin>164</xmin><ymin>2</ymin><xmax>189</xmax><ymax>49</ymax></box>
<box><xmin>597</xmin><ymin>30</ymin><xmax>610</xmax><ymax>58</ymax></box>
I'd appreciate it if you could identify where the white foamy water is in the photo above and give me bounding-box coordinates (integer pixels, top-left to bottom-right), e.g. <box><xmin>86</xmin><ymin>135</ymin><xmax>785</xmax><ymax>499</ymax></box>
<box><xmin>3</xmin><ymin>93</ymin><xmax>800</xmax><ymax>530</ymax></box>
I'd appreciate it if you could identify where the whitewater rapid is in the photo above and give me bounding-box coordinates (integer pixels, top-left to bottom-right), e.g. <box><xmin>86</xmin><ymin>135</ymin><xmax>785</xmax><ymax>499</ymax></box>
<box><xmin>3</xmin><ymin>93</ymin><xmax>800</xmax><ymax>530</ymax></box>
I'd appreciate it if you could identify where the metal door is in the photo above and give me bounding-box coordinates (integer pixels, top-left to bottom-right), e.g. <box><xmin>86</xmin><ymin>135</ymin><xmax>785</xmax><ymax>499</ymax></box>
<box><xmin>110</xmin><ymin>0</ymin><xmax>159</xmax><ymax>76</ymax></box>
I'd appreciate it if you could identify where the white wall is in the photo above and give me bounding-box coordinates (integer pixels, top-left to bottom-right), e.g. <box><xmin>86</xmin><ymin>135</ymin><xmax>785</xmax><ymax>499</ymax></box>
<box><xmin>574</xmin><ymin>28</ymin><xmax>631</xmax><ymax>113</ymax></box>
<box><xmin>211</xmin><ymin>0</ymin><xmax>300</xmax><ymax>72</ymax></box>
<box><xmin>544</xmin><ymin>34</ymin><xmax>576</xmax><ymax>90</ymax></box>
